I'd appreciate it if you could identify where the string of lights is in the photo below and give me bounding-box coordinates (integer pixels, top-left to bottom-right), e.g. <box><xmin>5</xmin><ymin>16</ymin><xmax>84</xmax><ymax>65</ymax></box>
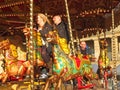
<box><xmin>0</xmin><ymin>0</ymin><xmax>29</xmax><ymax>9</ymax></box>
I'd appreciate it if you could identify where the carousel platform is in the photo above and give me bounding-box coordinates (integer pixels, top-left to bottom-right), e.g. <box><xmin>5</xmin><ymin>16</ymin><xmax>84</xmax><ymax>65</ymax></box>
<box><xmin>0</xmin><ymin>80</ymin><xmax>46</xmax><ymax>90</ymax></box>
<box><xmin>0</xmin><ymin>80</ymin><xmax>112</xmax><ymax>90</ymax></box>
<box><xmin>0</xmin><ymin>75</ymin><xmax>119</xmax><ymax>90</ymax></box>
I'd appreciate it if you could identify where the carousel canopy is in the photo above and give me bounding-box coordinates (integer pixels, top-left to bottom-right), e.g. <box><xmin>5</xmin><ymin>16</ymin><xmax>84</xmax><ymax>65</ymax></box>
<box><xmin>0</xmin><ymin>0</ymin><xmax>120</xmax><ymax>37</ymax></box>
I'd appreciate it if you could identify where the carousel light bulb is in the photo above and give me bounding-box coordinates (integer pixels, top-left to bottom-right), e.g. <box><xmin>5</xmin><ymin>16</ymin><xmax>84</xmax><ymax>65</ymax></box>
<box><xmin>29</xmin><ymin>50</ymin><xmax>32</xmax><ymax>54</ymax></box>
<box><xmin>30</xmin><ymin>46</ymin><xmax>33</xmax><ymax>50</ymax></box>
<box><xmin>100</xmin><ymin>9</ymin><xmax>102</xmax><ymax>12</ymax></box>
<box><xmin>30</xmin><ymin>41</ymin><xmax>32</xmax><ymax>44</ymax></box>
<box><xmin>104</xmin><ymin>10</ymin><xmax>106</xmax><ymax>13</ymax></box>
<box><xmin>89</xmin><ymin>11</ymin><xmax>92</xmax><ymax>14</ymax></box>
<box><xmin>93</xmin><ymin>10</ymin><xmax>95</xmax><ymax>13</ymax></box>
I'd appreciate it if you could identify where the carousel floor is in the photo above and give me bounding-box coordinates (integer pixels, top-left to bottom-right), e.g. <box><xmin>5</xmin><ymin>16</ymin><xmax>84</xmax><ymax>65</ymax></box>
<box><xmin>0</xmin><ymin>80</ymin><xmax>120</xmax><ymax>90</ymax></box>
<box><xmin>0</xmin><ymin>80</ymin><xmax>45</xmax><ymax>90</ymax></box>
<box><xmin>0</xmin><ymin>81</ymin><xmax>112</xmax><ymax>90</ymax></box>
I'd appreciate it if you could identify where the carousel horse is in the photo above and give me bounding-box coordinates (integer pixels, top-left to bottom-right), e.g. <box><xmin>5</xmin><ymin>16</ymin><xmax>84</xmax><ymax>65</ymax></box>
<box><xmin>97</xmin><ymin>39</ymin><xmax>113</xmax><ymax>88</ymax></box>
<box><xmin>22</xmin><ymin>27</ymin><xmax>49</xmax><ymax>79</ymax></box>
<box><xmin>0</xmin><ymin>39</ymin><xmax>31</xmax><ymax>83</ymax></box>
<box><xmin>98</xmin><ymin>40</ymin><xmax>110</xmax><ymax>68</ymax></box>
<box><xmin>43</xmin><ymin>31</ymin><xmax>98</xmax><ymax>90</ymax></box>
<box><xmin>22</xmin><ymin>27</ymin><xmax>46</xmax><ymax>67</ymax></box>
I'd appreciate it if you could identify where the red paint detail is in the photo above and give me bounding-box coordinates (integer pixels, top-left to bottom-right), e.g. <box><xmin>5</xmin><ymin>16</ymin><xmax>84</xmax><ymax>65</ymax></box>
<box><xmin>77</xmin><ymin>76</ymin><xmax>95</xmax><ymax>89</ymax></box>
<box><xmin>74</xmin><ymin>57</ymin><xmax>81</xmax><ymax>68</ymax></box>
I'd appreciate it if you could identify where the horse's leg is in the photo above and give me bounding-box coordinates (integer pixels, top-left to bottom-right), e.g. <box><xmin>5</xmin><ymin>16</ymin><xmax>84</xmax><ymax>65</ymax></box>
<box><xmin>23</xmin><ymin>61</ymin><xmax>31</xmax><ymax>77</ymax></box>
<box><xmin>17</xmin><ymin>65</ymin><xmax>25</xmax><ymax>76</ymax></box>
<box><xmin>1</xmin><ymin>72</ymin><xmax>8</xmax><ymax>83</ymax></box>
<box><xmin>77</xmin><ymin>76</ymin><xmax>84</xmax><ymax>88</ymax></box>
<box><xmin>44</xmin><ymin>75</ymin><xmax>56</xmax><ymax>90</ymax></box>
<box><xmin>55</xmin><ymin>78</ymin><xmax>62</xmax><ymax>90</ymax></box>
<box><xmin>104</xmin><ymin>71</ymin><xmax>108</xmax><ymax>89</ymax></box>
<box><xmin>44</xmin><ymin>79</ymin><xmax>50</xmax><ymax>90</ymax></box>
<box><xmin>44</xmin><ymin>76</ymin><xmax>53</xmax><ymax>90</ymax></box>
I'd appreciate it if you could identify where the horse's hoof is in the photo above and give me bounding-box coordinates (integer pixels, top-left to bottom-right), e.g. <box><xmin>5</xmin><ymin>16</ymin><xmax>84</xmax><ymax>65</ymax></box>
<box><xmin>24</xmin><ymin>75</ymin><xmax>30</xmax><ymax>81</ymax></box>
<box><xmin>0</xmin><ymin>83</ymin><xmax>6</xmax><ymax>86</ymax></box>
<box><xmin>25</xmin><ymin>75</ymin><xmax>30</xmax><ymax>79</ymax></box>
<box><xmin>18</xmin><ymin>78</ymin><xmax>23</xmax><ymax>81</ymax></box>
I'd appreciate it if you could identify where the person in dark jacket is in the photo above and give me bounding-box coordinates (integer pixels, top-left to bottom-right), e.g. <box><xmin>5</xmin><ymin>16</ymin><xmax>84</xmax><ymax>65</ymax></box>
<box><xmin>52</xmin><ymin>15</ymin><xmax>70</xmax><ymax>55</ymax></box>
<box><xmin>53</xmin><ymin>15</ymin><xmax>70</xmax><ymax>44</ymax></box>
<box><xmin>36</xmin><ymin>13</ymin><xmax>53</xmax><ymax>78</ymax></box>
<box><xmin>80</xmin><ymin>41</ymin><xmax>92</xmax><ymax>56</ymax></box>
<box><xmin>22</xmin><ymin>13</ymin><xmax>53</xmax><ymax>79</ymax></box>
<box><xmin>36</xmin><ymin>13</ymin><xmax>53</xmax><ymax>63</ymax></box>
<box><xmin>79</xmin><ymin>41</ymin><xmax>93</xmax><ymax>83</ymax></box>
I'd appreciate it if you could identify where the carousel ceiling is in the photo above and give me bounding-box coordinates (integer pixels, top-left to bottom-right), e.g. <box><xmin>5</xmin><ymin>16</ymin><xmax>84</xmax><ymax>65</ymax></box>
<box><xmin>0</xmin><ymin>0</ymin><xmax>120</xmax><ymax>37</ymax></box>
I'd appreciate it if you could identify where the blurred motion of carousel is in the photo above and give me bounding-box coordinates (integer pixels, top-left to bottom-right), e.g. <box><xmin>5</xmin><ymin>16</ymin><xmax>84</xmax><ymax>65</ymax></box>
<box><xmin>0</xmin><ymin>0</ymin><xmax>120</xmax><ymax>90</ymax></box>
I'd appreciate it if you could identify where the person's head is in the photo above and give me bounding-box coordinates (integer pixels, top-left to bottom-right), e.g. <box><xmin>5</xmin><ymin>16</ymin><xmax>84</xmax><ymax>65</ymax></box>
<box><xmin>37</xmin><ymin>13</ymin><xmax>51</xmax><ymax>27</ymax></box>
<box><xmin>53</xmin><ymin>15</ymin><xmax>62</xmax><ymax>25</ymax></box>
<box><xmin>80</xmin><ymin>41</ymin><xmax>87</xmax><ymax>50</ymax></box>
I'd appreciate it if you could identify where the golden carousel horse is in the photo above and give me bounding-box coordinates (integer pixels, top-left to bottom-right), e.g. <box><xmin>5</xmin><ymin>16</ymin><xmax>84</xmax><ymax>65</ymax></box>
<box><xmin>97</xmin><ymin>39</ymin><xmax>113</xmax><ymax>88</ymax></box>
<box><xmin>43</xmin><ymin>31</ymin><xmax>98</xmax><ymax>90</ymax></box>
<box><xmin>22</xmin><ymin>27</ymin><xmax>46</xmax><ymax>67</ymax></box>
<box><xmin>98</xmin><ymin>40</ymin><xmax>110</xmax><ymax>68</ymax></box>
<box><xmin>0</xmin><ymin>39</ymin><xmax>31</xmax><ymax>83</ymax></box>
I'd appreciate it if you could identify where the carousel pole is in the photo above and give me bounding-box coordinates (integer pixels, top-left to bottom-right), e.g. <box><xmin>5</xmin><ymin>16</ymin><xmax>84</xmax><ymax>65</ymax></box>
<box><xmin>111</xmin><ymin>9</ymin><xmax>118</xmax><ymax>90</ymax></box>
<box><xmin>25</xmin><ymin>24</ymin><xmax>29</xmax><ymax>61</ymax></box>
<box><xmin>76</xmin><ymin>31</ymin><xmax>80</xmax><ymax>53</ymax></box>
<box><xmin>103</xmin><ymin>31</ymin><xmax>108</xmax><ymax>89</ymax></box>
<box><xmin>64</xmin><ymin>0</ymin><xmax>75</xmax><ymax>55</ymax></box>
<box><xmin>29</xmin><ymin>0</ymin><xmax>34</xmax><ymax>89</ymax></box>
<box><xmin>24</xmin><ymin>0</ymin><xmax>29</xmax><ymax>61</ymax></box>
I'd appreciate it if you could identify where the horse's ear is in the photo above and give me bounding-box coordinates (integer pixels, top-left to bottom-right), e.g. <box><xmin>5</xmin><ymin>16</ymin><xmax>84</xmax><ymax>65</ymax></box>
<box><xmin>53</xmin><ymin>30</ymin><xmax>57</xmax><ymax>34</ymax></box>
<box><xmin>23</xmin><ymin>28</ymin><xmax>30</xmax><ymax>33</ymax></box>
<box><xmin>6</xmin><ymin>39</ymin><xmax>10</xmax><ymax>43</ymax></box>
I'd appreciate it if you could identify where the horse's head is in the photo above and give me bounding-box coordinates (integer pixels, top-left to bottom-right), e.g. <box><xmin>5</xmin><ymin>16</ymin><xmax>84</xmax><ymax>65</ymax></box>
<box><xmin>100</xmin><ymin>39</ymin><xmax>108</xmax><ymax>49</ymax></box>
<box><xmin>46</xmin><ymin>31</ymin><xmax>58</xmax><ymax>44</ymax></box>
<box><xmin>0</xmin><ymin>39</ymin><xmax>10</xmax><ymax>50</ymax></box>
<box><xmin>22</xmin><ymin>27</ymin><xmax>30</xmax><ymax>37</ymax></box>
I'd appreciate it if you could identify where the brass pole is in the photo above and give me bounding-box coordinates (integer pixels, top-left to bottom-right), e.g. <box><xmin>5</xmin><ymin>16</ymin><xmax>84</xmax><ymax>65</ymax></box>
<box><xmin>29</xmin><ymin>0</ymin><xmax>34</xmax><ymax>89</ymax></box>
<box><xmin>64</xmin><ymin>0</ymin><xmax>75</xmax><ymax>55</ymax></box>
<box><xmin>76</xmin><ymin>31</ymin><xmax>80</xmax><ymax>52</ymax></box>
<box><xmin>24</xmin><ymin>1</ymin><xmax>29</xmax><ymax>60</ymax></box>
<box><xmin>112</xmin><ymin>9</ymin><xmax>117</xmax><ymax>90</ymax></box>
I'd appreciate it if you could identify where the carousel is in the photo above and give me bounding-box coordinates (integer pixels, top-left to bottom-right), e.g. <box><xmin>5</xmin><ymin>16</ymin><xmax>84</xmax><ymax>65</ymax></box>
<box><xmin>0</xmin><ymin>0</ymin><xmax>119</xmax><ymax>90</ymax></box>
